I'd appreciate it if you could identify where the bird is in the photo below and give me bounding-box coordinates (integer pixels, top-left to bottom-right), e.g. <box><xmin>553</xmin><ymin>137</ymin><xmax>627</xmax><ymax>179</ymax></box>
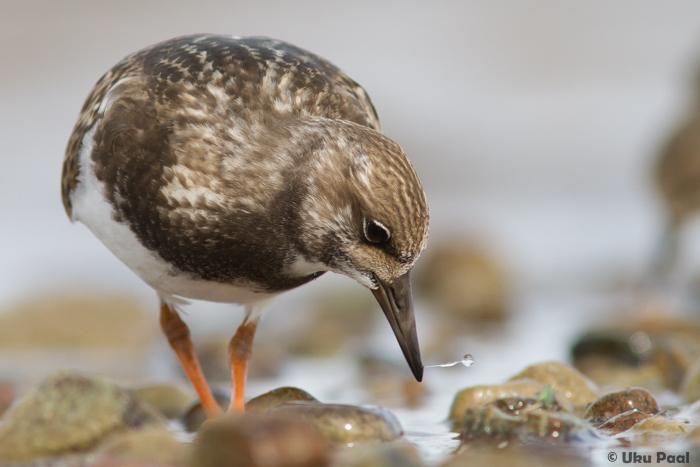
<box><xmin>61</xmin><ymin>34</ymin><xmax>429</xmax><ymax>417</ymax></box>
<box><xmin>652</xmin><ymin>69</ymin><xmax>700</xmax><ymax>288</ymax></box>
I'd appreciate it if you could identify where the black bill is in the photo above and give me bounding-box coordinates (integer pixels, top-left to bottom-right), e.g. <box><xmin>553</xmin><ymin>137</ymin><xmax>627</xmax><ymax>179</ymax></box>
<box><xmin>371</xmin><ymin>271</ymin><xmax>424</xmax><ymax>381</ymax></box>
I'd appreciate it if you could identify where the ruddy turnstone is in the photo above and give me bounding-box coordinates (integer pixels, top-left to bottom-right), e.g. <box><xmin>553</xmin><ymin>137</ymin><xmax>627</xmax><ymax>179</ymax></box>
<box><xmin>62</xmin><ymin>35</ymin><xmax>429</xmax><ymax>416</ymax></box>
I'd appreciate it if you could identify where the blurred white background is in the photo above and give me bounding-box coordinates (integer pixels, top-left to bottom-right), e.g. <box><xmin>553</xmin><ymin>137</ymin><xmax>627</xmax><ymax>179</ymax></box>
<box><xmin>3</xmin><ymin>0</ymin><xmax>700</xmax><ymax>323</ymax></box>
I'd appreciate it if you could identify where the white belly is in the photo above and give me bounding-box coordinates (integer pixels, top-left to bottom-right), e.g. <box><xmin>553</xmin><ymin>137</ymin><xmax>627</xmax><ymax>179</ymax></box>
<box><xmin>70</xmin><ymin>124</ymin><xmax>278</xmax><ymax>306</ymax></box>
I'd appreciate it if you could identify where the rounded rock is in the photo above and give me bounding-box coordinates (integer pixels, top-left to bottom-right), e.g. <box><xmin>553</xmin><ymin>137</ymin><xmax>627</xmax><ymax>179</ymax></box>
<box><xmin>584</xmin><ymin>388</ymin><xmax>660</xmax><ymax>426</ymax></box>
<box><xmin>132</xmin><ymin>383</ymin><xmax>193</xmax><ymax>419</ymax></box>
<box><xmin>508</xmin><ymin>361</ymin><xmax>599</xmax><ymax>408</ymax></box>
<box><xmin>0</xmin><ymin>371</ymin><xmax>165</xmax><ymax>463</ymax></box>
<box><xmin>190</xmin><ymin>414</ymin><xmax>331</xmax><ymax>467</ymax></box>
<box><xmin>448</xmin><ymin>379</ymin><xmax>544</xmax><ymax>429</ymax></box>
<box><xmin>246</xmin><ymin>387</ymin><xmax>319</xmax><ymax>415</ymax></box>
<box><xmin>269</xmin><ymin>403</ymin><xmax>403</xmax><ymax>445</ymax></box>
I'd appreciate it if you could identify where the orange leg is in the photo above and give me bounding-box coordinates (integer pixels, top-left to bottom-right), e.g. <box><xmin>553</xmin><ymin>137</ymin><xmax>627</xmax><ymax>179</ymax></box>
<box><xmin>159</xmin><ymin>301</ymin><xmax>222</xmax><ymax>419</ymax></box>
<box><xmin>228</xmin><ymin>318</ymin><xmax>258</xmax><ymax>413</ymax></box>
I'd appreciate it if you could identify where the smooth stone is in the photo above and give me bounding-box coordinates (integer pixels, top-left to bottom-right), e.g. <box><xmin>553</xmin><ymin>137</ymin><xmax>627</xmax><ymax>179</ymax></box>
<box><xmin>681</xmin><ymin>355</ymin><xmax>700</xmax><ymax>402</ymax></box>
<box><xmin>190</xmin><ymin>413</ymin><xmax>331</xmax><ymax>467</ymax></box>
<box><xmin>584</xmin><ymin>388</ymin><xmax>660</xmax><ymax>425</ymax></box>
<box><xmin>444</xmin><ymin>446</ymin><xmax>589</xmax><ymax>467</ymax></box>
<box><xmin>413</xmin><ymin>241</ymin><xmax>509</xmax><ymax>322</ymax></box>
<box><xmin>0</xmin><ymin>371</ymin><xmax>164</xmax><ymax>463</ymax></box>
<box><xmin>621</xmin><ymin>413</ymin><xmax>690</xmax><ymax>444</ymax></box>
<box><xmin>448</xmin><ymin>380</ymin><xmax>544</xmax><ymax>429</ymax></box>
<box><xmin>94</xmin><ymin>425</ymin><xmax>188</xmax><ymax>465</ymax></box>
<box><xmin>246</xmin><ymin>387</ymin><xmax>319</xmax><ymax>415</ymax></box>
<box><xmin>508</xmin><ymin>361</ymin><xmax>599</xmax><ymax>408</ymax></box>
<box><xmin>333</xmin><ymin>442</ymin><xmax>423</xmax><ymax>467</ymax></box>
<box><xmin>132</xmin><ymin>383</ymin><xmax>193</xmax><ymax>419</ymax></box>
<box><xmin>459</xmin><ymin>405</ymin><xmax>599</xmax><ymax>446</ymax></box>
<box><xmin>269</xmin><ymin>403</ymin><xmax>403</xmax><ymax>445</ymax></box>
<box><xmin>597</xmin><ymin>410</ymin><xmax>654</xmax><ymax>436</ymax></box>
<box><xmin>0</xmin><ymin>382</ymin><xmax>15</xmax><ymax>419</ymax></box>
<box><xmin>0</xmin><ymin>294</ymin><xmax>155</xmax><ymax>350</ymax></box>
<box><xmin>181</xmin><ymin>391</ymin><xmax>230</xmax><ymax>433</ymax></box>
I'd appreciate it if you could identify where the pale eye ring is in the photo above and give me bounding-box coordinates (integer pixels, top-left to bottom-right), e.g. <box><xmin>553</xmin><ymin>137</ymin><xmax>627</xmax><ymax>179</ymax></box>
<box><xmin>363</xmin><ymin>219</ymin><xmax>391</xmax><ymax>243</ymax></box>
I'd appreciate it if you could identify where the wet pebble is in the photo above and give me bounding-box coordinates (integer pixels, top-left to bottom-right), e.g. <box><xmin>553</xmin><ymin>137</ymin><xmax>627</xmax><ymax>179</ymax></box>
<box><xmin>0</xmin><ymin>381</ymin><xmax>15</xmax><ymax>418</ymax></box>
<box><xmin>132</xmin><ymin>383</ymin><xmax>193</xmax><ymax>419</ymax></box>
<box><xmin>190</xmin><ymin>413</ymin><xmax>331</xmax><ymax>467</ymax></box>
<box><xmin>93</xmin><ymin>425</ymin><xmax>188</xmax><ymax>465</ymax></box>
<box><xmin>0</xmin><ymin>371</ymin><xmax>165</xmax><ymax>463</ymax></box>
<box><xmin>448</xmin><ymin>380</ymin><xmax>544</xmax><ymax>429</ymax></box>
<box><xmin>246</xmin><ymin>386</ymin><xmax>319</xmax><ymax>415</ymax></box>
<box><xmin>181</xmin><ymin>391</ymin><xmax>230</xmax><ymax>433</ymax></box>
<box><xmin>509</xmin><ymin>361</ymin><xmax>599</xmax><ymax>409</ymax></box>
<box><xmin>459</xmin><ymin>404</ymin><xmax>599</xmax><ymax>446</ymax></box>
<box><xmin>623</xmin><ymin>413</ymin><xmax>690</xmax><ymax>443</ymax></box>
<box><xmin>584</xmin><ymin>388</ymin><xmax>660</xmax><ymax>426</ymax></box>
<box><xmin>269</xmin><ymin>403</ymin><xmax>403</xmax><ymax>445</ymax></box>
<box><xmin>597</xmin><ymin>410</ymin><xmax>654</xmax><ymax>436</ymax></box>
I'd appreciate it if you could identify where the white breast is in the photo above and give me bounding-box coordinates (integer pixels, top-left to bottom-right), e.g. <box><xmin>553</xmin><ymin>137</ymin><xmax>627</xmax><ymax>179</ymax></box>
<box><xmin>70</xmin><ymin>123</ymin><xmax>278</xmax><ymax>306</ymax></box>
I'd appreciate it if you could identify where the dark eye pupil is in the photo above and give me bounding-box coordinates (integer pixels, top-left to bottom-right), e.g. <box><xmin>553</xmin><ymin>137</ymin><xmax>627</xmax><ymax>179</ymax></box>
<box><xmin>365</xmin><ymin>220</ymin><xmax>390</xmax><ymax>243</ymax></box>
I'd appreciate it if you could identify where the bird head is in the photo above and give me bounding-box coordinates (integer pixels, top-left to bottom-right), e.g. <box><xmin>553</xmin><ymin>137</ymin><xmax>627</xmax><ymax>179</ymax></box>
<box><xmin>294</xmin><ymin>120</ymin><xmax>429</xmax><ymax>381</ymax></box>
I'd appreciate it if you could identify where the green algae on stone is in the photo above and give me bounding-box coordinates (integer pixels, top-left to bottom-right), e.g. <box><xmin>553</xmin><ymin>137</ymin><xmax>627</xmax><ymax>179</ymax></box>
<box><xmin>509</xmin><ymin>361</ymin><xmax>599</xmax><ymax>409</ymax></box>
<box><xmin>190</xmin><ymin>413</ymin><xmax>331</xmax><ymax>467</ymax></box>
<box><xmin>246</xmin><ymin>387</ymin><xmax>319</xmax><ymax>415</ymax></box>
<box><xmin>0</xmin><ymin>371</ymin><xmax>164</xmax><ymax>463</ymax></box>
<box><xmin>448</xmin><ymin>379</ymin><xmax>544</xmax><ymax>429</ymax></box>
<box><xmin>269</xmin><ymin>403</ymin><xmax>403</xmax><ymax>445</ymax></box>
<box><xmin>459</xmin><ymin>405</ymin><xmax>599</xmax><ymax>446</ymax></box>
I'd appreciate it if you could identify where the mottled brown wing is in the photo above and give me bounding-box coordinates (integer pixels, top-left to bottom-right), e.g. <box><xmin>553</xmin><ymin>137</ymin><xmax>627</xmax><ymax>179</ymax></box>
<box><xmin>61</xmin><ymin>57</ymin><xmax>143</xmax><ymax>219</ymax></box>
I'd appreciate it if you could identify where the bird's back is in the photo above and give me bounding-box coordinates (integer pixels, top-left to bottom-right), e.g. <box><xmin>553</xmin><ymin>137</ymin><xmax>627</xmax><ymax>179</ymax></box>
<box><xmin>62</xmin><ymin>35</ymin><xmax>383</xmax><ymax>292</ymax></box>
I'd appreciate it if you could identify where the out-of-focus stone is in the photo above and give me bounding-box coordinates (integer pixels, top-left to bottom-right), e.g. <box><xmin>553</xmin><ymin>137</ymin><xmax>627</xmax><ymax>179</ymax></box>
<box><xmin>623</xmin><ymin>413</ymin><xmax>690</xmax><ymax>444</ymax></box>
<box><xmin>269</xmin><ymin>403</ymin><xmax>403</xmax><ymax>445</ymax></box>
<box><xmin>0</xmin><ymin>371</ymin><xmax>165</xmax><ymax>463</ymax></box>
<box><xmin>181</xmin><ymin>392</ymin><xmax>230</xmax><ymax>433</ymax></box>
<box><xmin>333</xmin><ymin>442</ymin><xmax>423</xmax><ymax>467</ymax></box>
<box><xmin>246</xmin><ymin>387</ymin><xmax>319</xmax><ymax>415</ymax></box>
<box><xmin>584</xmin><ymin>388</ymin><xmax>660</xmax><ymax>426</ymax></box>
<box><xmin>0</xmin><ymin>294</ymin><xmax>155</xmax><ymax>350</ymax></box>
<box><xmin>489</xmin><ymin>395</ymin><xmax>563</xmax><ymax>417</ymax></box>
<box><xmin>0</xmin><ymin>381</ymin><xmax>15</xmax><ymax>419</ymax></box>
<box><xmin>286</xmin><ymin>289</ymin><xmax>377</xmax><ymax>357</ymax></box>
<box><xmin>508</xmin><ymin>361</ymin><xmax>599</xmax><ymax>409</ymax></box>
<box><xmin>94</xmin><ymin>426</ymin><xmax>188</xmax><ymax>465</ymax></box>
<box><xmin>189</xmin><ymin>414</ymin><xmax>331</xmax><ymax>467</ymax></box>
<box><xmin>572</xmin><ymin>318</ymin><xmax>700</xmax><ymax>393</ymax></box>
<box><xmin>444</xmin><ymin>446</ymin><xmax>589</xmax><ymax>467</ymax></box>
<box><xmin>448</xmin><ymin>380</ymin><xmax>544</xmax><ymax>429</ymax></box>
<box><xmin>459</xmin><ymin>405</ymin><xmax>599</xmax><ymax>446</ymax></box>
<box><xmin>413</xmin><ymin>241</ymin><xmax>509</xmax><ymax>322</ymax></box>
<box><xmin>359</xmin><ymin>355</ymin><xmax>430</xmax><ymax>409</ymax></box>
<box><xmin>597</xmin><ymin>410</ymin><xmax>654</xmax><ymax>436</ymax></box>
<box><xmin>132</xmin><ymin>384</ymin><xmax>193</xmax><ymax>419</ymax></box>
<box><xmin>680</xmin><ymin>356</ymin><xmax>700</xmax><ymax>402</ymax></box>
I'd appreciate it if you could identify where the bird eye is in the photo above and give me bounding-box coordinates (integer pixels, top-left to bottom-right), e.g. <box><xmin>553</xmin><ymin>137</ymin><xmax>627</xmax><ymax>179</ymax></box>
<box><xmin>364</xmin><ymin>219</ymin><xmax>391</xmax><ymax>243</ymax></box>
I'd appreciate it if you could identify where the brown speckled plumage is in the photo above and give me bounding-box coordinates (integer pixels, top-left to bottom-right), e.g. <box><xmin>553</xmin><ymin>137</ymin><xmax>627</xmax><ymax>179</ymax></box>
<box><xmin>62</xmin><ymin>34</ymin><xmax>427</xmax><ymax>294</ymax></box>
